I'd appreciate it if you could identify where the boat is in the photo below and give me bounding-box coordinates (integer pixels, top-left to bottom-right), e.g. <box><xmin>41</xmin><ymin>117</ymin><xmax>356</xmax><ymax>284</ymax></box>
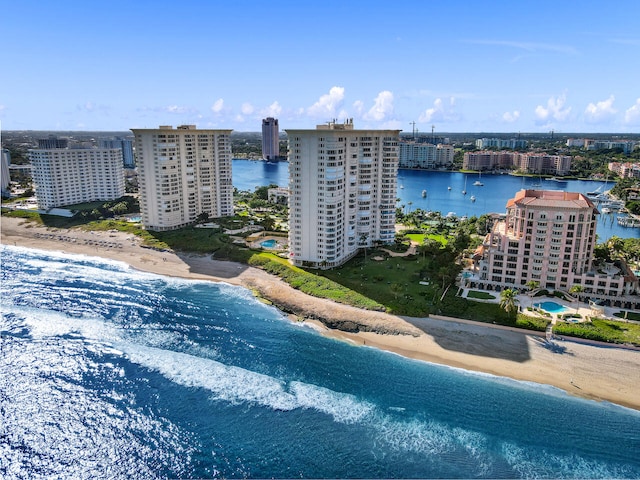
<box><xmin>617</xmin><ymin>216</ymin><xmax>640</xmax><ymax>227</ymax></box>
<box><xmin>421</xmin><ymin>189</ymin><xmax>427</xmax><ymax>198</ymax></box>
<box><xmin>445</xmin><ymin>212</ymin><xmax>456</xmax><ymax>218</ymax></box>
<box><xmin>400</xmin><ymin>185</ymin><xmax>404</xmax><ymax>189</ymax></box>
<box><xmin>548</xmin><ymin>177</ymin><xmax>568</xmax><ymax>183</ymax></box>
<box><xmin>462</xmin><ymin>176</ymin><xmax>467</xmax><ymax>195</ymax></box>
<box><xmin>447</xmin><ymin>186</ymin><xmax>452</xmax><ymax>191</ymax></box>
<box><xmin>601</xmin><ymin>207</ymin><xmax>611</xmax><ymax>214</ymax></box>
<box><xmin>470</xmin><ymin>195</ymin><xmax>476</xmax><ymax>202</ymax></box>
<box><xmin>473</xmin><ymin>171</ymin><xmax>484</xmax><ymax>186</ymax></box>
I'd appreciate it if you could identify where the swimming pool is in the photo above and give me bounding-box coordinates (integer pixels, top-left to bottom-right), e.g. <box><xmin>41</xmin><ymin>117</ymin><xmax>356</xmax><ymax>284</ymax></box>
<box><xmin>260</xmin><ymin>239</ymin><xmax>277</xmax><ymax>248</ymax></box>
<box><xmin>534</xmin><ymin>301</ymin><xmax>568</xmax><ymax>314</ymax></box>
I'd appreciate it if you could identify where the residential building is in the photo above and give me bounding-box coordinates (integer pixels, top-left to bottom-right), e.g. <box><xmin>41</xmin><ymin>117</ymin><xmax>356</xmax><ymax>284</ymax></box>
<box><xmin>1</xmin><ymin>149</ymin><xmax>10</xmax><ymax>195</ymax></box>
<box><xmin>608</xmin><ymin>161</ymin><xmax>640</xmax><ymax>179</ymax></box>
<box><xmin>469</xmin><ymin>189</ymin><xmax>639</xmax><ymax>307</ymax></box>
<box><xmin>267</xmin><ymin>186</ymin><xmax>289</xmax><ymax>204</ymax></box>
<box><xmin>131</xmin><ymin>125</ymin><xmax>233</xmax><ymax>231</ymax></box>
<box><xmin>475</xmin><ymin>138</ymin><xmax>527</xmax><ymax>149</ymax></box>
<box><xmin>287</xmin><ymin>120</ymin><xmax>400</xmax><ymax>268</ymax></box>
<box><xmin>262</xmin><ymin>117</ymin><xmax>280</xmax><ymax>160</ymax></box>
<box><xmin>463</xmin><ymin>152</ymin><xmax>572</xmax><ymax>175</ymax></box>
<box><xmin>38</xmin><ymin>136</ymin><xmax>68</xmax><ymax>149</ymax></box>
<box><xmin>29</xmin><ymin>147</ymin><xmax>125</xmax><ymax>210</ymax></box>
<box><xmin>398</xmin><ymin>142</ymin><xmax>454</xmax><ymax>169</ymax></box>
<box><xmin>99</xmin><ymin>137</ymin><xmax>135</xmax><ymax>168</ymax></box>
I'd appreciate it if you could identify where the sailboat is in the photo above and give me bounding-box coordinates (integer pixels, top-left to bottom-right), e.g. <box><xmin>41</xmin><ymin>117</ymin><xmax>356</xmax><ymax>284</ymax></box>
<box><xmin>462</xmin><ymin>176</ymin><xmax>467</xmax><ymax>195</ymax></box>
<box><xmin>421</xmin><ymin>189</ymin><xmax>427</xmax><ymax>198</ymax></box>
<box><xmin>473</xmin><ymin>171</ymin><xmax>484</xmax><ymax>186</ymax></box>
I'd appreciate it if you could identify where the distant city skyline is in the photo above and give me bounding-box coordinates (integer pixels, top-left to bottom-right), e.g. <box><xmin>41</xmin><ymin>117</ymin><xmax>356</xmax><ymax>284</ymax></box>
<box><xmin>2</xmin><ymin>1</ymin><xmax>639</xmax><ymax>133</ymax></box>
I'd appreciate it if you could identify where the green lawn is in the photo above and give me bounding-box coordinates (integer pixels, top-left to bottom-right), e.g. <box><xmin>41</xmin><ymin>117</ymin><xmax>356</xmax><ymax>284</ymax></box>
<box><xmin>614</xmin><ymin>310</ymin><xmax>640</xmax><ymax>321</ymax></box>
<box><xmin>466</xmin><ymin>290</ymin><xmax>496</xmax><ymax>300</ymax></box>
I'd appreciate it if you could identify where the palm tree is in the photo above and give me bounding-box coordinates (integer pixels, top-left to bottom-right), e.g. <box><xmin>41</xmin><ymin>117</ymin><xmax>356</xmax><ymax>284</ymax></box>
<box><xmin>526</xmin><ymin>280</ymin><xmax>540</xmax><ymax>292</ymax></box>
<box><xmin>359</xmin><ymin>233</ymin><xmax>369</xmax><ymax>262</ymax></box>
<box><xmin>500</xmin><ymin>288</ymin><xmax>519</xmax><ymax>318</ymax></box>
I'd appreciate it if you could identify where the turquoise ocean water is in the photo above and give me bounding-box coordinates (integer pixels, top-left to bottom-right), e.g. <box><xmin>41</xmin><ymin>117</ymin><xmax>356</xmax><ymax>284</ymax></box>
<box><xmin>1</xmin><ymin>245</ymin><xmax>640</xmax><ymax>478</ymax></box>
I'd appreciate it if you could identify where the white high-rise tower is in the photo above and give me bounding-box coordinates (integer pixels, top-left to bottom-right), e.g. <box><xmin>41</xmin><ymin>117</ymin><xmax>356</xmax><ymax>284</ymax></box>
<box><xmin>287</xmin><ymin>120</ymin><xmax>400</xmax><ymax>268</ymax></box>
<box><xmin>132</xmin><ymin>125</ymin><xmax>233</xmax><ymax>231</ymax></box>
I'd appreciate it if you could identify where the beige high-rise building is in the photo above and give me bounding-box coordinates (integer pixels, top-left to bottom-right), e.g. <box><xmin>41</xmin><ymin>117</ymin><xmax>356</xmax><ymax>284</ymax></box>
<box><xmin>286</xmin><ymin>120</ymin><xmax>400</xmax><ymax>268</ymax></box>
<box><xmin>132</xmin><ymin>125</ymin><xmax>233</xmax><ymax>231</ymax></box>
<box><xmin>29</xmin><ymin>147</ymin><xmax>125</xmax><ymax>210</ymax></box>
<box><xmin>472</xmin><ymin>189</ymin><xmax>636</xmax><ymax>300</ymax></box>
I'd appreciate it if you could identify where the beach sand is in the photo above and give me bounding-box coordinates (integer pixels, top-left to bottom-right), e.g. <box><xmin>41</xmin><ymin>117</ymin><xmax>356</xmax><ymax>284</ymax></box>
<box><xmin>2</xmin><ymin>215</ymin><xmax>640</xmax><ymax>411</ymax></box>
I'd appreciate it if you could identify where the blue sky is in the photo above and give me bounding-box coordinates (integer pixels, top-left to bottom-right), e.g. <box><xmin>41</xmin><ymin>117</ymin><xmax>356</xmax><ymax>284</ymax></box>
<box><xmin>2</xmin><ymin>0</ymin><xmax>639</xmax><ymax>133</ymax></box>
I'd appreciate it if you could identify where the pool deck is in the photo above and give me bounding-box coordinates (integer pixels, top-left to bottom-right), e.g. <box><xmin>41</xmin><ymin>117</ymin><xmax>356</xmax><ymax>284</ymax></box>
<box><xmin>458</xmin><ymin>286</ymin><xmax>619</xmax><ymax>323</ymax></box>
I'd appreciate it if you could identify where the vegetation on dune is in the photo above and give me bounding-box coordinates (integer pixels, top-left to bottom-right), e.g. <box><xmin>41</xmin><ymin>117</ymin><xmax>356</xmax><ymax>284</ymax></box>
<box><xmin>554</xmin><ymin>318</ymin><xmax>640</xmax><ymax>346</ymax></box>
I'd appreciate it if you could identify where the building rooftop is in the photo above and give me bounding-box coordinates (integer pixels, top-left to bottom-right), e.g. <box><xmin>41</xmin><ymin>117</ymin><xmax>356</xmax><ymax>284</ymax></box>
<box><xmin>506</xmin><ymin>189</ymin><xmax>596</xmax><ymax>209</ymax></box>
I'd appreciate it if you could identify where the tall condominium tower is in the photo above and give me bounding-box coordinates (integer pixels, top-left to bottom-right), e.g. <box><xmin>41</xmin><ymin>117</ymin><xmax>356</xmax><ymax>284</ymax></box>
<box><xmin>29</xmin><ymin>147</ymin><xmax>125</xmax><ymax>210</ymax></box>
<box><xmin>286</xmin><ymin>120</ymin><xmax>400</xmax><ymax>269</ymax></box>
<box><xmin>99</xmin><ymin>137</ymin><xmax>135</xmax><ymax>168</ymax></box>
<box><xmin>261</xmin><ymin>117</ymin><xmax>280</xmax><ymax>160</ymax></box>
<box><xmin>131</xmin><ymin>125</ymin><xmax>233</xmax><ymax>231</ymax></box>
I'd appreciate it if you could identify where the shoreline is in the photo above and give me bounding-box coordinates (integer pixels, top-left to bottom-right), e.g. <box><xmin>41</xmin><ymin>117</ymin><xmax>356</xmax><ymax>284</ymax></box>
<box><xmin>2</xmin><ymin>216</ymin><xmax>640</xmax><ymax>411</ymax></box>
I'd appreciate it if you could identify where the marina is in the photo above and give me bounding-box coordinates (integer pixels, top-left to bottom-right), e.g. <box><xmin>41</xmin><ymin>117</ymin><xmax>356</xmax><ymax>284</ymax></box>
<box><xmin>231</xmin><ymin>160</ymin><xmax>640</xmax><ymax>240</ymax></box>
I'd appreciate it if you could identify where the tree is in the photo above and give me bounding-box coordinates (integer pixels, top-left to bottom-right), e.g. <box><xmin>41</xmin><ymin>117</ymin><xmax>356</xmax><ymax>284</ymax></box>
<box><xmin>526</xmin><ymin>280</ymin><xmax>540</xmax><ymax>292</ymax></box>
<box><xmin>500</xmin><ymin>288</ymin><xmax>519</xmax><ymax>318</ymax></box>
<box><xmin>390</xmin><ymin>283</ymin><xmax>404</xmax><ymax>300</ymax></box>
<box><xmin>359</xmin><ymin>233</ymin><xmax>369</xmax><ymax>261</ymax></box>
<box><xmin>196</xmin><ymin>212</ymin><xmax>210</xmax><ymax>224</ymax></box>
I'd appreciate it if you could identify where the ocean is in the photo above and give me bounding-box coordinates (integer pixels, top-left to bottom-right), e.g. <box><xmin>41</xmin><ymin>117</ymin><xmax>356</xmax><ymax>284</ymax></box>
<box><xmin>2</xmin><ymin>245</ymin><xmax>640</xmax><ymax>479</ymax></box>
<box><xmin>232</xmin><ymin>159</ymin><xmax>640</xmax><ymax>240</ymax></box>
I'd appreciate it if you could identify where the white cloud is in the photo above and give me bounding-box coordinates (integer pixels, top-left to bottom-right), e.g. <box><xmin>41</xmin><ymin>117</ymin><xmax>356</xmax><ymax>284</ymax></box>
<box><xmin>364</xmin><ymin>90</ymin><xmax>394</xmax><ymax>121</ymax></box>
<box><xmin>307</xmin><ymin>86</ymin><xmax>345</xmax><ymax>118</ymax></box>
<box><xmin>502</xmin><ymin>110</ymin><xmax>520</xmax><ymax>123</ymax></box>
<box><xmin>211</xmin><ymin>98</ymin><xmax>224</xmax><ymax>113</ymax></box>
<box><xmin>418</xmin><ymin>97</ymin><xmax>458</xmax><ymax>123</ymax></box>
<box><xmin>352</xmin><ymin>100</ymin><xmax>364</xmax><ymax>116</ymax></box>
<box><xmin>624</xmin><ymin>98</ymin><xmax>640</xmax><ymax>124</ymax></box>
<box><xmin>534</xmin><ymin>94</ymin><xmax>571</xmax><ymax>123</ymax></box>
<box><xmin>165</xmin><ymin>105</ymin><xmax>190</xmax><ymax>114</ymax></box>
<box><xmin>466</xmin><ymin>39</ymin><xmax>577</xmax><ymax>55</ymax></box>
<box><xmin>261</xmin><ymin>101</ymin><xmax>282</xmax><ymax>117</ymax></box>
<box><xmin>584</xmin><ymin>95</ymin><xmax>617</xmax><ymax>123</ymax></box>
<box><xmin>241</xmin><ymin>102</ymin><xmax>254</xmax><ymax>115</ymax></box>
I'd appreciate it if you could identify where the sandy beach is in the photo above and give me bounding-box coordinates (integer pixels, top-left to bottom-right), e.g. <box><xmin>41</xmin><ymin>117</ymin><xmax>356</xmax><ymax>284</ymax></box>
<box><xmin>2</xmin><ymin>215</ymin><xmax>640</xmax><ymax>411</ymax></box>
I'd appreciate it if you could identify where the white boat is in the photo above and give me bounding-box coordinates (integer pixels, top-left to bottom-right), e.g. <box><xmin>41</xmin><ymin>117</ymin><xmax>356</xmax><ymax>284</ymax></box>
<box><xmin>462</xmin><ymin>176</ymin><xmax>467</xmax><ymax>195</ymax></box>
<box><xmin>473</xmin><ymin>181</ymin><xmax>484</xmax><ymax>186</ymax></box>
<box><xmin>470</xmin><ymin>195</ymin><xmax>476</xmax><ymax>202</ymax></box>
<box><xmin>421</xmin><ymin>189</ymin><xmax>427</xmax><ymax>198</ymax></box>
<box><xmin>400</xmin><ymin>185</ymin><xmax>404</xmax><ymax>189</ymax></box>
<box><xmin>601</xmin><ymin>207</ymin><xmax>611</xmax><ymax>214</ymax></box>
<box><xmin>447</xmin><ymin>186</ymin><xmax>451</xmax><ymax>191</ymax></box>
<box><xmin>446</xmin><ymin>212</ymin><xmax>456</xmax><ymax>218</ymax></box>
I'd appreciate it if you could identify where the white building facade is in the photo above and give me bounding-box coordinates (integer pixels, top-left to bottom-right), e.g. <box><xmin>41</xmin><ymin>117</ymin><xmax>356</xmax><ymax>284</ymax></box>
<box><xmin>287</xmin><ymin>120</ymin><xmax>400</xmax><ymax>268</ymax></box>
<box><xmin>29</xmin><ymin>147</ymin><xmax>125</xmax><ymax>210</ymax></box>
<box><xmin>132</xmin><ymin>125</ymin><xmax>233</xmax><ymax>231</ymax></box>
<box><xmin>398</xmin><ymin>142</ymin><xmax>454</xmax><ymax>169</ymax></box>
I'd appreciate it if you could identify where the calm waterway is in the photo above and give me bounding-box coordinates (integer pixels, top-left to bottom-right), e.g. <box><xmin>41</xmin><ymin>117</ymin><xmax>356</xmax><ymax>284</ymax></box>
<box><xmin>232</xmin><ymin>159</ymin><xmax>639</xmax><ymax>240</ymax></box>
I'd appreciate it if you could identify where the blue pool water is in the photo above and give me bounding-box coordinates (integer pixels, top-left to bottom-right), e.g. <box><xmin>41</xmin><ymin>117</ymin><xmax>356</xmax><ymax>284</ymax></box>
<box><xmin>260</xmin><ymin>239</ymin><xmax>277</xmax><ymax>248</ymax></box>
<box><xmin>2</xmin><ymin>246</ymin><xmax>640</xmax><ymax>478</ymax></box>
<box><xmin>534</xmin><ymin>301</ymin><xmax>569</xmax><ymax>314</ymax></box>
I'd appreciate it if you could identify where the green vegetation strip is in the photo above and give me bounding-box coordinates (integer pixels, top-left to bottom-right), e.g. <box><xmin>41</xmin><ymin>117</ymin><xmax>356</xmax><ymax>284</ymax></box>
<box><xmin>553</xmin><ymin>318</ymin><xmax>640</xmax><ymax>346</ymax></box>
